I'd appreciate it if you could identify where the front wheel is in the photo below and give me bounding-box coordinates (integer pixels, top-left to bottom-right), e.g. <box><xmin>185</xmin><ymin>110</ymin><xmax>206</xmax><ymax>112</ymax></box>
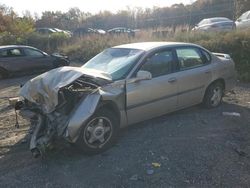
<box><xmin>203</xmin><ymin>82</ymin><xmax>224</xmax><ymax>108</ymax></box>
<box><xmin>76</xmin><ymin>109</ymin><xmax>119</xmax><ymax>155</ymax></box>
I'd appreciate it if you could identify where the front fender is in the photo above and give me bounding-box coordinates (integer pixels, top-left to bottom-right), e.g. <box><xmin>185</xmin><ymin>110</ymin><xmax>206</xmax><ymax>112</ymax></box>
<box><xmin>66</xmin><ymin>93</ymin><xmax>101</xmax><ymax>142</ymax></box>
<box><xmin>65</xmin><ymin>81</ymin><xmax>127</xmax><ymax>142</ymax></box>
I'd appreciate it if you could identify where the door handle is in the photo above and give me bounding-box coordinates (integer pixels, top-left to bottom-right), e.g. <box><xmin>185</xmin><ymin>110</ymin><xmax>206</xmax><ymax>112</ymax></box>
<box><xmin>168</xmin><ymin>77</ymin><xmax>177</xmax><ymax>83</ymax></box>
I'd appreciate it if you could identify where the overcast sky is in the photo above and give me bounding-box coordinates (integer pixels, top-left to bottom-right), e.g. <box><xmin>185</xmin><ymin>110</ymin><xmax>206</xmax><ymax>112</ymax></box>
<box><xmin>1</xmin><ymin>0</ymin><xmax>193</xmax><ymax>16</ymax></box>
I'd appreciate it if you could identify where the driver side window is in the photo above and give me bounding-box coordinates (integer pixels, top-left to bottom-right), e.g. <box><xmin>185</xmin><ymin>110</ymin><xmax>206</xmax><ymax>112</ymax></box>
<box><xmin>24</xmin><ymin>48</ymin><xmax>44</xmax><ymax>57</ymax></box>
<box><xmin>140</xmin><ymin>50</ymin><xmax>173</xmax><ymax>78</ymax></box>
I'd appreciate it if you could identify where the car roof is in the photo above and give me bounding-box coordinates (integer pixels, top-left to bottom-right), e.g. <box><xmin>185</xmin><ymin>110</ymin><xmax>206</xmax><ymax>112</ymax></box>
<box><xmin>113</xmin><ymin>42</ymin><xmax>201</xmax><ymax>51</ymax></box>
<box><xmin>0</xmin><ymin>45</ymin><xmax>39</xmax><ymax>50</ymax></box>
<box><xmin>202</xmin><ymin>17</ymin><xmax>231</xmax><ymax>21</ymax></box>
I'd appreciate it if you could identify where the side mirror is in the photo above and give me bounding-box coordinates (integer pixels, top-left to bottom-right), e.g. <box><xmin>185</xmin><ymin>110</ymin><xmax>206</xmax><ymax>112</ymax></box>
<box><xmin>128</xmin><ymin>70</ymin><xmax>152</xmax><ymax>83</ymax></box>
<box><xmin>237</xmin><ymin>18</ymin><xmax>241</xmax><ymax>22</ymax></box>
<box><xmin>136</xmin><ymin>70</ymin><xmax>152</xmax><ymax>80</ymax></box>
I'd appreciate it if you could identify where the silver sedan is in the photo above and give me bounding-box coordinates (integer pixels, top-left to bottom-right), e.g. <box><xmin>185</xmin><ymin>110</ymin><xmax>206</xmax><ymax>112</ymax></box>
<box><xmin>193</xmin><ymin>17</ymin><xmax>235</xmax><ymax>31</ymax></box>
<box><xmin>19</xmin><ymin>42</ymin><xmax>236</xmax><ymax>156</ymax></box>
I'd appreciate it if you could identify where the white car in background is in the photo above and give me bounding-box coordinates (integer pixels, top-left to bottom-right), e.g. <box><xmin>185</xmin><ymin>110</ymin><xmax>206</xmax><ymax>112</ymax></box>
<box><xmin>193</xmin><ymin>17</ymin><xmax>235</xmax><ymax>31</ymax></box>
<box><xmin>235</xmin><ymin>11</ymin><xmax>250</xmax><ymax>29</ymax></box>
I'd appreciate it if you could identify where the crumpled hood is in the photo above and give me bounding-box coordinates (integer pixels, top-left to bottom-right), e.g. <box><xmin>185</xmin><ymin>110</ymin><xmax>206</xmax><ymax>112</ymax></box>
<box><xmin>19</xmin><ymin>66</ymin><xmax>112</xmax><ymax>113</ymax></box>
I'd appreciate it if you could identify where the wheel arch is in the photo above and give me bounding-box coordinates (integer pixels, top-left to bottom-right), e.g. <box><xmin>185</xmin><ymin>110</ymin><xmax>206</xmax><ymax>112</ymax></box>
<box><xmin>203</xmin><ymin>78</ymin><xmax>225</xmax><ymax>99</ymax></box>
<box><xmin>98</xmin><ymin>100</ymin><xmax>121</xmax><ymax>125</ymax></box>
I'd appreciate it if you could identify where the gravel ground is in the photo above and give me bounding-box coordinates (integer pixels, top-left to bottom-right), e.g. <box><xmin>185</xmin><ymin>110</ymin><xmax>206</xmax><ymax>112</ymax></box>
<box><xmin>0</xmin><ymin>75</ymin><xmax>249</xmax><ymax>188</ymax></box>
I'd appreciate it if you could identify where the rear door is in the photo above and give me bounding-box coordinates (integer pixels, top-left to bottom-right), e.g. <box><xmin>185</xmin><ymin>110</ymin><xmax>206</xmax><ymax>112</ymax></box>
<box><xmin>0</xmin><ymin>48</ymin><xmax>28</xmax><ymax>72</ymax></box>
<box><xmin>174</xmin><ymin>47</ymin><xmax>212</xmax><ymax>108</ymax></box>
<box><xmin>126</xmin><ymin>48</ymin><xmax>178</xmax><ymax>125</ymax></box>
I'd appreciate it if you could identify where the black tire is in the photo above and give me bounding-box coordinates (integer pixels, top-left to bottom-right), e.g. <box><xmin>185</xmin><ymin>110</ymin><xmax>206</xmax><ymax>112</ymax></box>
<box><xmin>203</xmin><ymin>82</ymin><xmax>224</xmax><ymax>108</ymax></box>
<box><xmin>76</xmin><ymin>109</ymin><xmax>119</xmax><ymax>155</ymax></box>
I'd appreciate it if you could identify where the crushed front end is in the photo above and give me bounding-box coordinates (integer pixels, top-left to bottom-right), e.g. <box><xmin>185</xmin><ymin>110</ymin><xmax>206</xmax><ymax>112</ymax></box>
<box><xmin>17</xmin><ymin>67</ymin><xmax>112</xmax><ymax>157</ymax></box>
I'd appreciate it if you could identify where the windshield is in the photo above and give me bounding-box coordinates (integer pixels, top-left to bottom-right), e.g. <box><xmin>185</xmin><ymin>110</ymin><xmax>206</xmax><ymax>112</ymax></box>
<box><xmin>198</xmin><ymin>18</ymin><xmax>230</xmax><ymax>26</ymax></box>
<box><xmin>210</xmin><ymin>18</ymin><xmax>230</xmax><ymax>23</ymax></box>
<box><xmin>82</xmin><ymin>48</ymin><xmax>144</xmax><ymax>80</ymax></box>
<box><xmin>198</xmin><ymin>19</ymin><xmax>210</xmax><ymax>26</ymax></box>
<box><xmin>238</xmin><ymin>11</ymin><xmax>249</xmax><ymax>20</ymax></box>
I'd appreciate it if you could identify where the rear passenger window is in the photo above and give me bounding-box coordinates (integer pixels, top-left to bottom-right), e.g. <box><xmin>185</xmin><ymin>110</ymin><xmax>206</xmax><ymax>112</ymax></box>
<box><xmin>10</xmin><ymin>49</ymin><xmax>22</xmax><ymax>56</ymax></box>
<box><xmin>0</xmin><ymin>50</ymin><xmax>8</xmax><ymax>57</ymax></box>
<box><xmin>0</xmin><ymin>49</ymin><xmax>23</xmax><ymax>57</ymax></box>
<box><xmin>176</xmin><ymin>48</ymin><xmax>204</xmax><ymax>70</ymax></box>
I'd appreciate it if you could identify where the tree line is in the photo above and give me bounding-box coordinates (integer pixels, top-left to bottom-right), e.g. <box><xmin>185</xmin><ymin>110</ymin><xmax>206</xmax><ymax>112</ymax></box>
<box><xmin>0</xmin><ymin>0</ymin><xmax>250</xmax><ymax>37</ymax></box>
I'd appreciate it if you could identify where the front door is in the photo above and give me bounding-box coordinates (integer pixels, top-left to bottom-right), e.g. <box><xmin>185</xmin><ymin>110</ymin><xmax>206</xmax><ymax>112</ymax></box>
<box><xmin>126</xmin><ymin>49</ymin><xmax>178</xmax><ymax>125</ymax></box>
<box><xmin>22</xmin><ymin>48</ymin><xmax>54</xmax><ymax>71</ymax></box>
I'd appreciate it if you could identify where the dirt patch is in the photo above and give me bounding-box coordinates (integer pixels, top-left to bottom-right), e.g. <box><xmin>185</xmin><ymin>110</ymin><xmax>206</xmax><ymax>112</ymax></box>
<box><xmin>0</xmin><ymin>77</ymin><xmax>249</xmax><ymax>187</ymax></box>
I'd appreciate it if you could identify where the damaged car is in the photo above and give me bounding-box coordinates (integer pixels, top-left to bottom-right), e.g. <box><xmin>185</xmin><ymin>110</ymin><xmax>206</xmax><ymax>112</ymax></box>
<box><xmin>17</xmin><ymin>42</ymin><xmax>236</xmax><ymax>157</ymax></box>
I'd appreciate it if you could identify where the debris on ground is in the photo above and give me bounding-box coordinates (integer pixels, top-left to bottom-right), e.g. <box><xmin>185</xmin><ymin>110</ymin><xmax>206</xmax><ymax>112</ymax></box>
<box><xmin>227</xmin><ymin>141</ymin><xmax>247</xmax><ymax>157</ymax></box>
<box><xmin>222</xmin><ymin>112</ymin><xmax>241</xmax><ymax>117</ymax></box>
<box><xmin>8</xmin><ymin>97</ymin><xmax>20</xmax><ymax>106</ymax></box>
<box><xmin>129</xmin><ymin>174</ymin><xmax>139</xmax><ymax>181</ymax></box>
<box><xmin>146</xmin><ymin>169</ymin><xmax>154</xmax><ymax>175</ymax></box>
<box><xmin>231</xmin><ymin>143</ymin><xmax>247</xmax><ymax>156</ymax></box>
<box><xmin>152</xmin><ymin>162</ymin><xmax>161</xmax><ymax>168</ymax></box>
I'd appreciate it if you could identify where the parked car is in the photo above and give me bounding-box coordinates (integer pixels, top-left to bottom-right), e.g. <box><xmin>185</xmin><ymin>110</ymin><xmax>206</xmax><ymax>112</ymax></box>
<box><xmin>52</xmin><ymin>28</ymin><xmax>72</xmax><ymax>36</ymax></box>
<box><xmin>193</xmin><ymin>17</ymin><xmax>235</xmax><ymax>31</ymax></box>
<box><xmin>36</xmin><ymin>27</ymin><xmax>72</xmax><ymax>37</ymax></box>
<box><xmin>235</xmin><ymin>10</ymin><xmax>250</xmax><ymax>29</ymax></box>
<box><xmin>0</xmin><ymin>45</ymin><xmax>70</xmax><ymax>79</ymax></box>
<box><xmin>108</xmin><ymin>27</ymin><xmax>135</xmax><ymax>37</ymax></box>
<box><xmin>36</xmin><ymin>28</ymin><xmax>57</xmax><ymax>35</ymax></box>
<box><xmin>73</xmin><ymin>27</ymin><xmax>106</xmax><ymax>36</ymax></box>
<box><xmin>18</xmin><ymin>42</ymin><xmax>236</xmax><ymax>157</ymax></box>
<box><xmin>88</xmin><ymin>28</ymin><xmax>106</xmax><ymax>35</ymax></box>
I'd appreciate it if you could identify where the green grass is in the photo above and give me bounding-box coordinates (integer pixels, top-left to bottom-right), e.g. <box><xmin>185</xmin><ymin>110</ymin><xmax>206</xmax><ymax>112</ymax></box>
<box><xmin>60</xmin><ymin>29</ymin><xmax>250</xmax><ymax>82</ymax></box>
<box><xmin>1</xmin><ymin>28</ymin><xmax>249</xmax><ymax>82</ymax></box>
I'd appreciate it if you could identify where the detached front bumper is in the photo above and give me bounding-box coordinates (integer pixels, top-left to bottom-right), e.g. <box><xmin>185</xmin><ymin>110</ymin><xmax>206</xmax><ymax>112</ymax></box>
<box><xmin>16</xmin><ymin>100</ymin><xmax>67</xmax><ymax>157</ymax></box>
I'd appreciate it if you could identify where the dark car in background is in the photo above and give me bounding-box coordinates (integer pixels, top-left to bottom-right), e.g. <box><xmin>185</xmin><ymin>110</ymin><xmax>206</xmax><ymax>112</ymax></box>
<box><xmin>73</xmin><ymin>27</ymin><xmax>106</xmax><ymax>37</ymax></box>
<box><xmin>35</xmin><ymin>28</ymin><xmax>57</xmax><ymax>35</ymax></box>
<box><xmin>0</xmin><ymin>45</ymin><xmax>70</xmax><ymax>79</ymax></box>
<box><xmin>108</xmin><ymin>27</ymin><xmax>135</xmax><ymax>37</ymax></box>
<box><xmin>193</xmin><ymin>17</ymin><xmax>235</xmax><ymax>31</ymax></box>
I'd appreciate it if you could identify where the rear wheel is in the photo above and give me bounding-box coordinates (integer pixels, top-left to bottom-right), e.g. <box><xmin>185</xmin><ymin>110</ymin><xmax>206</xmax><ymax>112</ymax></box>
<box><xmin>203</xmin><ymin>82</ymin><xmax>224</xmax><ymax>108</ymax></box>
<box><xmin>76</xmin><ymin>109</ymin><xmax>119</xmax><ymax>155</ymax></box>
